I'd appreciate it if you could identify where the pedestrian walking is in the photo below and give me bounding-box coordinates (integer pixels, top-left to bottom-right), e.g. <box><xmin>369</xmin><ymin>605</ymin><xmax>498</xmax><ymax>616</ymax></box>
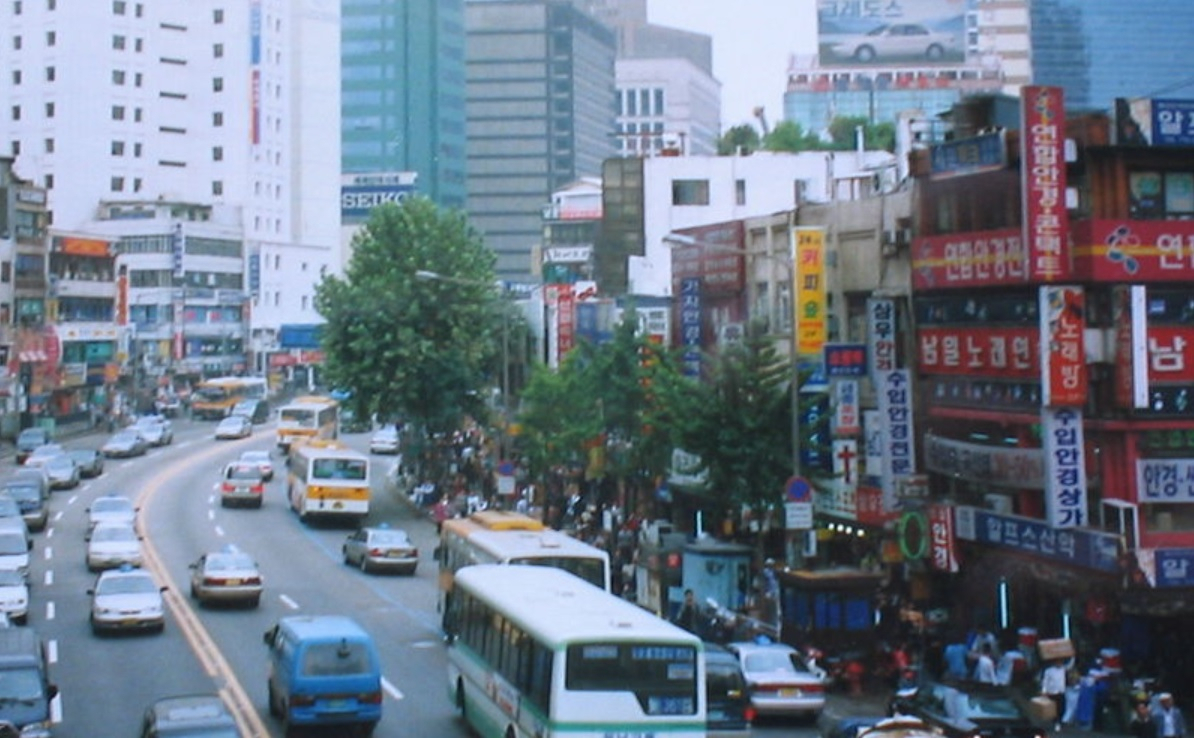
<box><xmin>1153</xmin><ymin>693</ymin><xmax>1188</xmax><ymax>738</ymax></box>
<box><xmin>1133</xmin><ymin>701</ymin><xmax>1160</xmax><ymax>738</ymax></box>
<box><xmin>672</xmin><ymin>589</ymin><xmax>697</xmax><ymax>634</ymax></box>
<box><xmin>1040</xmin><ymin>659</ymin><xmax>1068</xmax><ymax>731</ymax></box>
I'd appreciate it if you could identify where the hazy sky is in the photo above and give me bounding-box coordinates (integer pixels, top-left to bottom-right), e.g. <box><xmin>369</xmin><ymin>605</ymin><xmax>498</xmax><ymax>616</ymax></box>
<box><xmin>649</xmin><ymin>0</ymin><xmax>819</xmax><ymax>132</ymax></box>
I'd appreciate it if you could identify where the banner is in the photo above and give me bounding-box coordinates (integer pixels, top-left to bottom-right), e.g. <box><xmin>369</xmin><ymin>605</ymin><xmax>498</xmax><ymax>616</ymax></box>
<box><xmin>928</xmin><ymin>504</ymin><xmax>959</xmax><ymax>573</ymax></box>
<box><xmin>912</xmin><ymin>228</ymin><xmax>1028</xmax><ymax>289</ymax></box>
<box><xmin>878</xmin><ymin>369</ymin><xmax>916</xmax><ymax>512</ymax></box>
<box><xmin>1042</xmin><ymin>407</ymin><xmax>1088</xmax><ymax>528</ymax></box>
<box><xmin>867</xmin><ymin>298</ymin><xmax>897</xmax><ymax>383</ymax></box>
<box><xmin>832</xmin><ymin>379</ymin><xmax>860</xmax><ymax>437</ymax></box>
<box><xmin>1113</xmin><ymin>285</ymin><xmax>1150</xmax><ymax>409</ymax></box>
<box><xmin>1020</xmin><ymin>86</ymin><xmax>1070</xmax><ymax>282</ymax></box>
<box><xmin>917</xmin><ymin>326</ymin><xmax>1037</xmax><ymax>378</ymax></box>
<box><xmin>679</xmin><ymin>277</ymin><xmax>701</xmax><ymax>377</ymax></box>
<box><xmin>1039</xmin><ymin>285</ymin><xmax>1087</xmax><ymax>407</ymax></box>
<box><xmin>794</xmin><ymin>228</ymin><xmax>827</xmax><ymax>358</ymax></box>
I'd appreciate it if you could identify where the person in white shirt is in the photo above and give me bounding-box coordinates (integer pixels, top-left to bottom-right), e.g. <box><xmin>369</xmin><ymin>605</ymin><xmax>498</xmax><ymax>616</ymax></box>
<box><xmin>973</xmin><ymin>643</ymin><xmax>997</xmax><ymax>684</ymax></box>
<box><xmin>1040</xmin><ymin>659</ymin><xmax>1068</xmax><ymax>730</ymax></box>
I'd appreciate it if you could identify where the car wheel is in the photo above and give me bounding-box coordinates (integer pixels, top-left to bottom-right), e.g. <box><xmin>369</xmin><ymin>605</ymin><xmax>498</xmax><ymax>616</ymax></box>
<box><xmin>926</xmin><ymin>44</ymin><xmax>944</xmax><ymax>60</ymax></box>
<box><xmin>855</xmin><ymin>45</ymin><xmax>875</xmax><ymax>62</ymax></box>
<box><xmin>268</xmin><ymin>683</ymin><xmax>280</xmax><ymax>717</ymax></box>
<box><xmin>12</xmin><ymin>613</ymin><xmax>27</xmax><ymax>626</ymax></box>
<box><xmin>360</xmin><ymin>556</ymin><xmax>370</xmax><ymax>574</ymax></box>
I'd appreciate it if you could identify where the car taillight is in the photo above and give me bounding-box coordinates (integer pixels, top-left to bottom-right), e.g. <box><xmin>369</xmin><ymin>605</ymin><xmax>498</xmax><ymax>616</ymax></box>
<box><xmin>369</xmin><ymin>548</ymin><xmax>384</xmax><ymax>557</ymax></box>
<box><xmin>221</xmin><ymin>482</ymin><xmax>234</xmax><ymax>492</ymax></box>
<box><xmin>244</xmin><ymin>576</ymin><xmax>262</xmax><ymax>585</ymax></box>
<box><xmin>801</xmin><ymin>683</ymin><xmax>825</xmax><ymax>693</ymax></box>
<box><xmin>743</xmin><ymin>705</ymin><xmax>757</xmax><ymax>724</ymax></box>
<box><xmin>251</xmin><ymin>484</ymin><xmax>264</xmax><ymax>494</ymax></box>
<box><xmin>204</xmin><ymin>577</ymin><xmax>227</xmax><ymax>586</ymax></box>
<box><xmin>359</xmin><ymin>691</ymin><xmax>382</xmax><ymax>705</ymax></box>
<box><xmin>290</xmin><ymin>694</ymin><xmax>315</xmax><ymax>707</ymax></box>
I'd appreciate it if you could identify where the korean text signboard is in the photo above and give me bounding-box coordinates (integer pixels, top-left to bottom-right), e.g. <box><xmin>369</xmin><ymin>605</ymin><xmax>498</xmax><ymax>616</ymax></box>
<box><xmin>1040</xmin><ymin>285</ymin><xmax>1087</xmax><ymax>407</ymax></box>
<box><xmin>928</xmin><ymin>504</ymin><xmax>959</xmax><ymax>573</ymax></box>
<box><xmin>955</xmin><ymin>506</ymin><xmax>1119</xmax><ymax>573</ymax></box>
<box><xmin>878</xmin><ymin>369</ymin><xmax>916</xmax><ymax>512</ymax></box>
<box><xmin>833</xmin><ymin>379</ymin><xmax>861</xmax><ymax>437</ymax></box>
<box><xmin>912</xmin><ymin>228</ymin><xmax>1028</xmax><ymax>289</ymax></box>
<box><xmin>1042</xmin><ymin>407</ymin><xmax>1088</xmax><ymax>528</ymax></box>
<box><xmin>1113</xmin><ymin>285</ymin><xmax>1150</xmax><ymax>409</ymax></box>
<box><xmin>1020</xmin><ymin>86</ymin><xmax>1071</xmax><ymax>282</ymax></box>
<box><xmin>917</xmin><ymin>326</ymin><xmax>1037</xmax><ymax>378</ymax></box>
<box><xmin>795</xmin><ymin>228</ymin><xmax>827</xmax><ymax>358</ymax></box>
<box><xmin>679</xmin><ymin>277</ymin><xmax>701</xmax><ymax>377</ymax></box>
<box><xmin>867</xmin><ymin>299</ymin><xmax>896</xmax><ymax>383</ymax></box>
<box><xmin>1073</xmin><ymin>220</ymin><xmax>1194</xmax><ymax>283</ymax></box>
<box><xmin>1137</xmin><ymin>458</ymin><xmax>1194</xmax><ymax>502</ymax></box>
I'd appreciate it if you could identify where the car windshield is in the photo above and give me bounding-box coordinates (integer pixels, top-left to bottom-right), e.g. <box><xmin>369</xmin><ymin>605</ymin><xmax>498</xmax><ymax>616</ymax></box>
<box><xmin>945</xmin><ymin>689</ymin><xmax>1022</xmax><ymax>720</ymax></box>
<box><xmin>742</xmin><ymin>650</ymin><xmax>812</xmax><ymax>674</ymax></box>
<box><xmin>241</xmin><ymin>452</ymin><xmax>269</xmax><ymax>463</ymax></box>
<box><xmin>92</xmin><ymin>526</ymin><xmax>137</xmax><ymax>543</ymax></box>
<box><xmin>92</xmin><ymin>498</ymin><xmax>132</xmax><ymax>514</ymax></box>
<box><xmin>0</xmin><ymin>667</ymin><xmax>45</xmax><ymax>701</ymax></box>
<box><xmin>206</xmin><ymin>554</ymin><xmax>256</xmax><ymax>571</ymax></box>
<box><xmin>46</xmin><ymin>457</ymin><xmax>72</xmax><ymax>470</ymax></box>
<box><xmin>0</xmin><ymin>570</ymin><xmax>23</xmax><ymax>587</ymax></box>
<box><xmin>0</xmin><ymin>533</ymin><xmax>25</xmax><ymax>555</ymax></box>
<box><xmin>2</xmin><ymin>485</ymin><xmax>38</xmax><ymax>503</ymax></box>
<box><xmin>97</xmin><ymin>575</ymin><xmax>157</xmax><ymax>595</ymax></box>
<box><xmin>312</xmin><ymin>459</ymin><xmax>367</xmax><ymax>481</ymax></box>
<box><xmin>226</xmin><ymin>466</ymin><xmax>260</xmax><ymax>481</ymax></box>
<box><xmin>112</xmin><ymin>431</ymin><xmax>139</xmax><ymax>443</ymax></box>
<box><xmin>368</xmin><ymin>530</ymin><xmax>410</xmax><ymax>546</ymax></box>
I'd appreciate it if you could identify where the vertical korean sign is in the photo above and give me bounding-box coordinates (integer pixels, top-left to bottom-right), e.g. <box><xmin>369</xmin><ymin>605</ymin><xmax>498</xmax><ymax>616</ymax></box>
<box><xmin>868</xmin><ymin>298</ymin><xmax>897</xmax><ymax>385</ymax></box>
<box><xmin>250</xmin><ymin>1</ymin><xmax>262</xmax><ymax>145</ymax></box>
<box><xmin>928</xmin><ymin>504</ymin><xmax>959</xmax><ymax>573</ymax></box>
<box><xmin>1042</xmin><ymin>407</ymin><xmax>1088</xmax><ymax>528</ymax></box>
<box><xmin>794</xmin><ymin>228</ymin><xmax>827</xmax><ymax>358</ymax></box>
<box><xmin>680</xmin><ymin>277</ymin><xmax>702</xmax><ymax>377</ymax></box>
<box><xmin>1020</xmin><ymin>86</ymin><xmax>1070</xmax><ymax>282</ymax></box>
<box><xmin>1112</xmin><ymin>285</ymin><xmax>1149</xmax><ymax>409</ymax></box>
<box><xmin>556</xmin><ymin>283</ymin><xmax>575</xmax><ymax>359</ymax></box>
<box><xmin>878</xmin><ymin>369</ymin><xmax>916</xmax><ymax>513</ymax></box>
<box><xmin>1039</xmin><ymin>285</ymin><xmax>1087</xmax><ymax>407</ymax></box>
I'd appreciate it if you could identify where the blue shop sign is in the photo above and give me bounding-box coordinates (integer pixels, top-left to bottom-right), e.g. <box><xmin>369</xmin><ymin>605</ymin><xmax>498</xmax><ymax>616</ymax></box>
<box><xmin>1156</xmin><ymin>549</ymin><xmax>1194</xmax><ymax>588</ymax></box>
<box><xmin>956</xmin><ymin>507</ymin><xmax>1120</xmax><ymax>573</ymax></box>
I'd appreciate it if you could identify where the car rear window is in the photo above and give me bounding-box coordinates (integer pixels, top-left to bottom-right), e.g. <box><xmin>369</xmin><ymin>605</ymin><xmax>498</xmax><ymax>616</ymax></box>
<box><xmin>300</xmin><ymin>642</ymin><xmax>373</xmax><ymax>677</ymax></box>
<box><xmin>226</xmin><ymin>466</ymin><xmax>261</xmax><ymax>481</ymax></box>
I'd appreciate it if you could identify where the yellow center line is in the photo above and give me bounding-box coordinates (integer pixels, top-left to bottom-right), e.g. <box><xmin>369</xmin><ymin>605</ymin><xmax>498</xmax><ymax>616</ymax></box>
<box><xmin>133</xmin><ymin>440</ymin><xmax>271</xmax><ymax>738</ymax></box>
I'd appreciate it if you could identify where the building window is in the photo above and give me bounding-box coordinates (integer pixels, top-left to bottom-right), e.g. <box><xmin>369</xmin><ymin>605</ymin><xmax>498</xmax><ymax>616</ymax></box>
<box><xmin>112</xmin><ymin>35</ymin><xmax>125</xmax><ymax>50</ymax></box>
<box><xmin>45</xmin><ymin>30</ymin><xmax>55</xmax><ymax>46</ymax></box>
<box><xmin>212</xmin><ymin>181</ymin><xmax>223</xmax><ymax>196</ymax></box>
<box><xmin>13</xmin><ymin>2</ymin><xmax>21</xmax><ymax>15</ymax></box>
<box><xmin>213</xmin><ymin>43</ymin><xmax>223</xmax><ymax>58</ymax></box>
<box><xmin>110</xmin><ymin>176</ymin><xmax>124</xmax><ymax>192</ymax></box>
<box><xmin>111</xmin><ymin>141</ymin><xmax>125</xmax><ymax>156</ymax></box>
<box><xmin>672</xmin><ymin>179</ymin><xmax>710</xmax><ymax>206</ymax></box>
<box><xmin>134</xmin><ymin>3</ymin><xmax>141</xmax><ymax>16</ymax></box>
<box><xmin>112</xmin><ymin>69</ymin><xmax>125</xmax><ymax>85</ymax></box>
<box><xmin>10</xmin><ymin>70</ymin><xmax>19</xmax><ymax>85</ymax></box>
<box><xmin>44</xmin><ymin>138</ymin><xmax>53</xmax><ymax>153</ymax></box>
<box><xmin>112</xmin><ymin>105</ymin><xmax>124</xmax><ymax>120</ymax></box>
<box><xmin>640</xmin><ymin>89</ymin><xmax>651</xmax><ymax>116</ymax></box>
<box><xmin>213</xmin><ymin>111</ymin><xmax>223</xmax><ymax>127</ymax></box>
<box><xmin>133</xmin><ymin>142</ymin><xmax>142</xmax><ymax>157</ymax></box>
<box><xmin>212</xmin><ymin>146</ymin><xmax>223</xmax><ymax>161</ymax></box>
<box><xmin>10</xmin><ymin>105</ymin><xmax>19</xmax><ymax>121</ymax></box>
<box><xmin>134</xmin><ymin>72</ymin><xmax>142</xmax><ymax>87</ymax></box>
<box><xmin>134</xmin><ymin>38</ymin><xmax>143</xmax><ymax>52</ymax></box>
<box><xmin>44</xmin><ymin>102</ymin><xmax>53</xmax><ymax>118</ymax></box>
<box><xmin>654</xmin><ymin>88</ymin><xmax>664</xmax><ymax>113</ymax></box>
<box><xmin>736</xmin><ymin>179</ymin><xmax>746</xmax><ymax>206</ymax></box>
<box><xmin>47</xmin><ymin>0</ymin><xmax>54</xmax><ymax>8</ymax></box>
<box><xmin>212</xmin><ymin>77</ymin><xmax>223</xmax><ymax>92</ymax></box>
<box><xmin>112</xmin><ymin>0</ymin><xmax>125</xmax><ymax>14</ymax></box>
<box><xmin>213</xmin><ymin>8</ymin><xmax>223</xmax><ymax>23</ymax></box>
<box><xmin>1129</xmin><ymin>170</ymin><xmax>1194</xmax><ymax>219</ymax></box>
<box><xmin>44</xmin><ymin>174</ymin><xmax>52</xmax><ymax>189</ymax></box>
<box><xmin>44</xmin><ymin>66</ymin><xmax>56</xmax><ymax>83</ymax></box>
<box><xmin>301</xmin><ymin>295</ymin><xmax>309</xmax><ymax>310</ymax></box>
<box><xmin>626</xmin><ymin>90</ymin><xmax>637</xmax><ymax>116</ymax></box>
<box><xmin>133</xmin><ymin>177</ymin><xmax>142</xmax><ymax>192</ymax></box>
<box><xmin>9</xmin><ymin>142</ymin><xmax>19</xmax><ymax>156</ymax></box>
<box><xmin>134</xmin><ymin>108</ymin><xmax>142</xmax><ymax>122</ymax></box>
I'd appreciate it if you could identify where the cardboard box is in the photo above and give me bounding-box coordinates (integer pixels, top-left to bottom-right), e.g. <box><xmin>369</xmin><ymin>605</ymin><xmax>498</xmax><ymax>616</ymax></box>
<box><xmin>1038</xmin><ymin>638</ymin><xmax>1075</xmax><ymax>661</ymax></box>
<box><xmin>1030</xmin><ymin>695</ymin><xmax>1058</xmax><ymax>724</ymax></box>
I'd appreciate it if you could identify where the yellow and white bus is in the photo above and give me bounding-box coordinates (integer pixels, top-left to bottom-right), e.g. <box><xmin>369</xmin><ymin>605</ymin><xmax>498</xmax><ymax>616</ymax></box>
<box><xmin>276</xmin><ymin>395</ymin><xmax>339</xmax><ymax>452</ymax></box>
<box><xmin>445</xmin><ymin>565</ymin><xmax>706</xmax><ymax>738</ymax></box>
<box><xmin>437</xmin><ymin>511</ymin><xmax>611</xmax><ymax>612</ymax></box>
<box><xmin>190</xmin><ymin>376</ymin><xmax>268</xmax><ymax>420</ymax></box>
<box><xmin>285</xmin><ymin>440</ymin><xmax>370</xmax><ymax>523</ymax></box>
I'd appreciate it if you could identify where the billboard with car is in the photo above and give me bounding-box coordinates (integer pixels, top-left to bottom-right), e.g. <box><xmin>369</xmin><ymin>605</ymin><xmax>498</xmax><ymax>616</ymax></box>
<box><xmin>818</xmin><ymin>0</ymin><xmax>972</xmax><ymax>68</ymax></box>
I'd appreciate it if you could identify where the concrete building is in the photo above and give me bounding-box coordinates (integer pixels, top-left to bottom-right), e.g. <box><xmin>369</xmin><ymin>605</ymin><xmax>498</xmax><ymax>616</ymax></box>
<box><xmin>616</xmin><ymin>58</ymin><xmax>721</xmax><ymax>157</ymax></box>
<box><xmin>341</xmin><ymin>0</ymin><xmax>467</xmax><ymax>211</ymax></box>
<box><xmin>601</xmin><ymin>150</ymin><xmax>897</xmax><ymax>298</ymax></box>
<box><xmin>465</xmin><ymin>0</ymin><xmax>618</xmax><ymax>281</ymax></box>
<box><xmin>0</xmin><ymin>1</ymin><xmax>342</xmax><ymax>386</ymax></box>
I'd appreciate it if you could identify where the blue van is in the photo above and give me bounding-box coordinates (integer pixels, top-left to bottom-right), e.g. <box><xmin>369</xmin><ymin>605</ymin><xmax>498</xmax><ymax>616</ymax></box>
<box><xmin>263</xmin><ymin>615</ymin><xmax>382</xmax><ymax>735</ymax></box>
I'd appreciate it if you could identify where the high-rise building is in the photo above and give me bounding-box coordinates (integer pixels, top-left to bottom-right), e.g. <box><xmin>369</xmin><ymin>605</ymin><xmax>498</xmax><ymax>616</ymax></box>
<box><xmin>341</xmin><ymin>0</ymin><xmax>467</xmax><ymax>210</ymax></box>
<box><xmin>1028</xmin><ymin>0</ymin><xmax>1194</xmax><ymax>112</ymax></box>
<box><xmin>0</xmin><ymin>1</ymin><xmax>341</xmax><ymax>380</ymax></box>
<box><xmin>465</xmin><ymin>0</ymin><xmax>618</xmax><ymax>281</ymax></box>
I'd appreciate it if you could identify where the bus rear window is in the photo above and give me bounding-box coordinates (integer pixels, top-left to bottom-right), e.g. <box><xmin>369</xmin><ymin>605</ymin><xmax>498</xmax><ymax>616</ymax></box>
<box><xmin>565</xmin><ymin>642</ymin><xmax>697</xmax><ymax>715</ymax></box>
<box><xmin>312</xmin><ymin>459</ymin><xmax>366</xmax><ymax>481</ymax></box>
<box><xmin>510</xmin><ymin>557</ymin><xmax>606</xmax><ymax>590</ymax></box>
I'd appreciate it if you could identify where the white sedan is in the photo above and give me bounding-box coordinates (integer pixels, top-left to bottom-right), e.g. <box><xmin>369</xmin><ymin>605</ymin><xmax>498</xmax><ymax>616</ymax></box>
<box><xmin>88</xmin><ymin>566</ymin><xmax>166</xmax><ymax>634</ymax></box>
<box><xmin>214</xmin><ymin>415</ymin><xmax>252</xmax><ymax>440</ymax></box>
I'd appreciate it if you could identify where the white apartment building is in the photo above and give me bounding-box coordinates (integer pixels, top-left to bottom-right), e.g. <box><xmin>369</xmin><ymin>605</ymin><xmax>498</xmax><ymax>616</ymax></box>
<box><xmin>616</xmin><ymin>57</ymin><xmax>721</xmax><ymax>157</ymax></box>
<box><xmin>0</xmin><ymin>0</ymin><xmax>341</xmax><ymax>377</ymax></box>
<box><xmin>629</xmin><ymin>150</ymin><xmax>897</xmax><ymax>297</ymax></box>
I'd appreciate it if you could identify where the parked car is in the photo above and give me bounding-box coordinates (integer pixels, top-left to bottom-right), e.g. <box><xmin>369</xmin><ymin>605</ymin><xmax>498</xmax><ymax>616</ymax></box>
<box><xmin>0</xmin><ymin>569</ymin><xmax>29</xmax><ymax>625</ymax></box>
<box><xmin>214</xmin><ymin>415</ymin><xmax>253</xmax><ymax>440</ymax></box>
<box><xmin>102</xmin><ymin>429</ymin><xmax>149</xmax><ymax>458</ymax></box>
<box><xmin>140</xmin><ymin>694</ymin><xmax>240</xmax><ymax>738</ymax></box>
<box><xmin>66</xmin><ymin>448</ymin><xmax>105</xmax><ymax>479</ymax></box>
<box><xmin>827</xmin><ymin>23</ymin><xmax>960</xmax><ymax>63</ymax></box>
<box><xmin>726</xmin><ymin>640</ymin><xmax>828</xmax><ymax>718</ymax></box>
<box><xmin>342</xmin><ymin>525</ymin><xmax>418</xmax><ymax>574</ymax></box>
<box><xmin>889</xmin><ymin>679</ymin><xmax>1042</xmax><ymax>738</ymax></box>
<box><xmin>189</xmin><ymin>546</ymin><xmax>263</xmax><ymax>607</ymax></box>
<box><xmin>368</xmin><ymin>426</ymin><xmax>401</xmax><ymax>455</ymax></box>
<box><xmin>88</xmin><ymin>565</ymin><xmax>166</xmax><ymax>634</ymax></box>
<box><xmin>14</xmin><ymin>428</ymin><xmax>51</xmax><ymax>464</ymax></box>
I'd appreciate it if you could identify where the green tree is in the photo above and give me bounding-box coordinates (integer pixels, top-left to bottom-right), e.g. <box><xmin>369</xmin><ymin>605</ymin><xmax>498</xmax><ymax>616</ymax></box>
<box><xmin>762</xmin><ymin>119</ymin><xmax>823</xmax><ymax>152</ymax></box>
<box><xmin>314</xmin><ymin>197</ymin><xmax>499</xmax><ymax>452</ymax></box>
<box><xmin>824</xmin><ymin>115</ymin><xmax>896</xmax><ymax>152</ymax></box>
<box><xmin>671</xmin><ymin>321</ymin><xmax>793</xmax><ymax>527</ymax></box>
<box><xmin>717</xmin><ymin>124</ymin><xmax>762</xmax><ymax>155</ymax></box>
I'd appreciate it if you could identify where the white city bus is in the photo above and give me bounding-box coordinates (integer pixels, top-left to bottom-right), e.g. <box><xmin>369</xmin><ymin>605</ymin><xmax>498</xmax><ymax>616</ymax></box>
<box><xmin>437</xmin><ymin>511</ymin><xmax>611</xmax><ymax>612</ymax></box>
<box><xmin>445</xmin><ymin>565</ymin><xmax>706</xmax><ymax>738</ymax></box>
<box><xmin>285</xmin><ymin>440</ymin><xmax>370</xmax><ymax>523</ymax></box>
<box><xmin>276</xmin><ymin>395</ymin><xmax>339</xmax><ymax>452</ymax></box>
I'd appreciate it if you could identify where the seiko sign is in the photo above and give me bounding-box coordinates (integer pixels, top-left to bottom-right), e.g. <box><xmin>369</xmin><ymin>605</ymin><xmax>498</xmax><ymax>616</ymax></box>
<box><xmin>341</xmin><ymin>185</ymin><xmax>416</xmax><ymax>219</ymax></box>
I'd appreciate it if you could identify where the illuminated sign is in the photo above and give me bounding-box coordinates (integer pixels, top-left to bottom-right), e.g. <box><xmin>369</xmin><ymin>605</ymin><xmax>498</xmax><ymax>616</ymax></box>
<box><xmin>917</xmin><ymin>326</ymin><xmax>1038</xmax><ymax>378</ymax></box>
<box><xmin>1020</xmin><ymin>86</ymin><xmax>1070</xmax><ymax>282</ymax></box>
<box><xmin>795</xmin><ymin>228</ymin><xmax>827</xmax><ymax>358</ymax></box>
<box><xmin>1039</xmin><ymin>285</ymin><xmax>1087</xmax><ymax>407</ymax></box>
<box><xmin>912</xmin><ymin>228</ymin><xmax>1029</xmax><ymax>289</ymax></box>
<box><xmin>1073</xmin><ymin>220</ymin><xmax>1194</xmax><ymax>282</ymax></box>
<box><xmin>341</xmin><ymin>185</ymin><xmax>416</xmax><ymax>219</ymax></box>
<box><xmin>1042</xmin><ymin>407</ymin><xmax>1087</xmax><ymax>529</ymax></box>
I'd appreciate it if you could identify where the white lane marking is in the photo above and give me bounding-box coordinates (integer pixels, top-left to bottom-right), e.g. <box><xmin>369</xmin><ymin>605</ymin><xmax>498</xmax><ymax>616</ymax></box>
<box><xmin>381</xmin><ymin>677</ymin><xmax>404</xmax><ymax>701</ymax></box>
<box><xmin>208</xmin><ymin>510</ymin><xmax>215</xmax><ymax>521</ymax></box>
<box><xmin>67</xmin><ymin>495</ymin><xmax>79</xmax><ymax>506</ymax></box>
<box><xmin>45</xmin><ymin>601</ymin><xmax>55</xmax><ymax>620</ymax></box>
<box><xmin>53</xmin><ymin>511</ymin><xmax>64</xmax><ymax>522</ymax></box>
<box><xmin>43</xmin><ymin>546</ymin><xmax>51</xmax><ymax>561</ymax></box>
<box><xmin>411</xmin><ymin>640</ymin><xmax>439</xmax><ymax>649</ymax></box>
<box><xmin>45</xmin><ymin>526</ymin><xmax>54</xmax><ymax>539</ymax></box>
<box><xmin>209</xmin><ymin>494</ymin><xmax>217</xmax><ymax>504</ymax></box>
<box><xmin>50</xmin><ymin>692</ymin><xmax>62</xmax><ymax>724</ymax></box>
<box><xmin>46</xmin><ymin>639</ymin><xmax>57</xmax><ymax>664</ymax></box>
<box><xmin>214</xmin><ymin>526</ymin><xmax>225</xmax><ymax>537</ymax></box>
<box><xmin>43</xmin><ymin>570</ymin><xmax>52</xmax><ymax>586</ymax></box>
<box><xmin>279</xmin><ymin>594</ymin><xmax>300</xmax><ymax>610</ymax></box>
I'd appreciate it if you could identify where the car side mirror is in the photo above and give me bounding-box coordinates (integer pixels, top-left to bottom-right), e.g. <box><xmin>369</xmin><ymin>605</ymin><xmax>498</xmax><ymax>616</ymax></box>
<box><xmin>25</xmin><ymin>541</ymin><xmax>31</xmax><ymax>552</ymax></box>
<box><xmin>263</xmin><ymin>626</ymin><xmax>277</xmax><ymax>646</ymax></box>
<box><xmin>86</xmin><ymin>589</ymin><xmax>94</xmax><ymax>596</ymax></box>
<box><xmin>46</xmin><ymin>684</ymin><xmax>58</xmax><ymax>700</ymax></box>
<box><xmin>159</xmin><ymin>586</ymin><xmax>168</xmax><ymax>593</ymax></box>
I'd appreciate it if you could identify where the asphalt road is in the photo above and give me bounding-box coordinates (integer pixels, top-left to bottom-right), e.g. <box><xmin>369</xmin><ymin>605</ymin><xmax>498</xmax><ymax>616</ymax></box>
<box><xmin>13</xmin><ymin>418</ymin><xmax>838</xmax><ymax>737</ymax></box>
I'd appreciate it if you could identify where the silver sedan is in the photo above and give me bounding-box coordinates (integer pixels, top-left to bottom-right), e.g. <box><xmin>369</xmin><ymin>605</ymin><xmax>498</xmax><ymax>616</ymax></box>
<box><xmin>342</xmin><ymin>526</ymin><xmax>418</xmax><ymax>574</ymax></box>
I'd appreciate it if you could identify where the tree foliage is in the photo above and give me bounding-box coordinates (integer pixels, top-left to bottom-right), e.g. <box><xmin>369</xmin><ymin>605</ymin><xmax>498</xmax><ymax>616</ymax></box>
<box><xmin>716</xmin><ymin>124</ymin><xmax>762</xmax><ymax>156</ymax></box>
<box><xmin>763</xmin><ymin>120</ymin><xmax>824</xmax><ymax>152</ymax></box>
<box><xmin>314</xmin><ymin>197</ymin><xmax>499</xmax><ymax>439</ymax></box>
